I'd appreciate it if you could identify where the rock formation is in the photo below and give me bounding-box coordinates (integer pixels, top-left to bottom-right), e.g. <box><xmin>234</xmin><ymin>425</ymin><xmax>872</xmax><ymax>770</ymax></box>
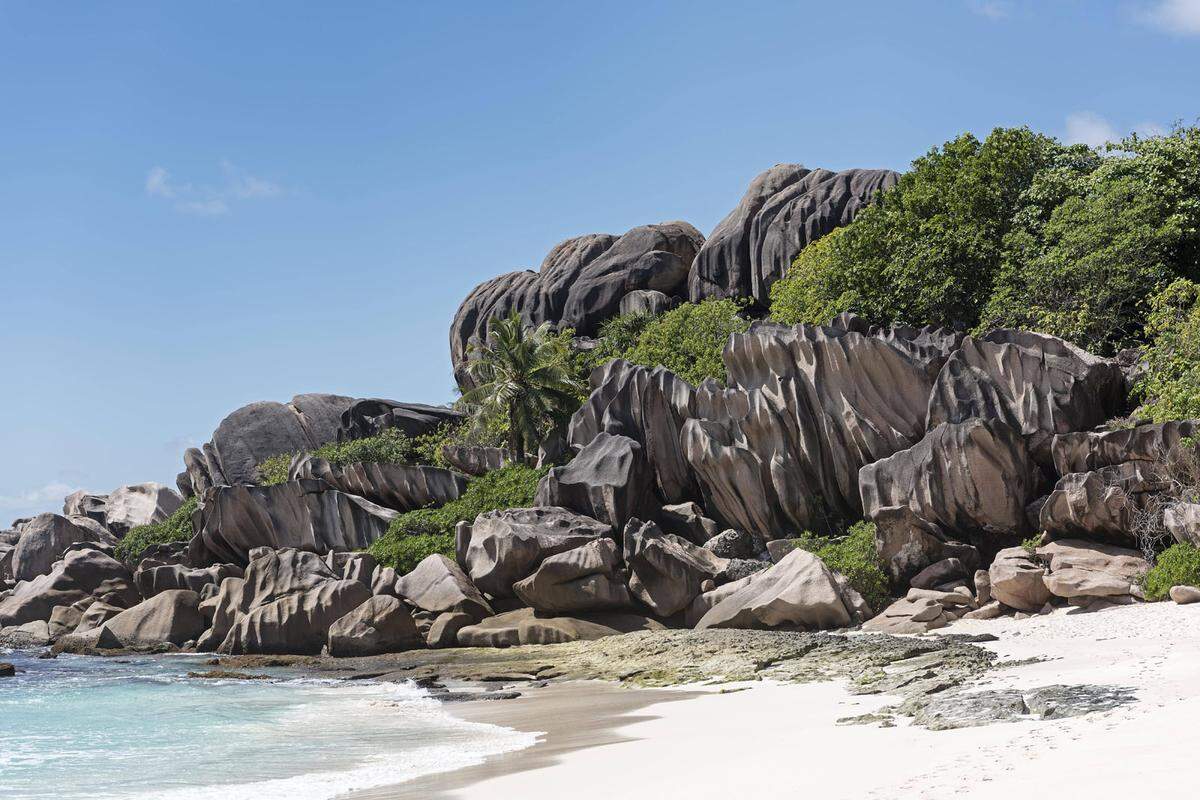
<box><xmin>450</xmin><ymin>221</ymin><xmax>704</xmax><ymax>387</ymax></box>
<box><xmin>688</xmin><ymin>165</ymin><xmax>899</xmax><ymax>308</ymax></box>
<box><xmin>536</xmin><ymin>433</ymin><xmax>654</xmax><ymax>530</ymax></box>
<box><xmin>289</xmin><ymin>455</ymin><xmax>467</xmax><ymax>513</ymax></box>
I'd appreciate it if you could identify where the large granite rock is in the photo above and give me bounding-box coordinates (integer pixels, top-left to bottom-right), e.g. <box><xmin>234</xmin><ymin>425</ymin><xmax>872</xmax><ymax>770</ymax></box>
<box><xmin>1050</xmin><ymin>420</ymin><xmax>1200</xmax><ymax>476</ymax></box>
<box><xmin>695</xmin><ymin>548</ymin><xmax>869</xmax><ymax>630</ymax></box>
<box><xmin>860</xmin><ymin>419</ymin><xmax>1037</xmax><ymax>552</ymax></box>
<box><xmin>337</xmin><ymin>399</ymin><xmax>464</xmax><ymax>442</ymax></box>
<box><xmin>688</xmin><ymin>164</ymin><xmax>899</xmax><ymax>308</ymax></box>
<box><xmin>926</xmin><ymin>330</ymin><xmax>1127</xmax><ymax>462</ymax></box>
<box><xmin>190</xmin><ymin>480</ymin><xmax>398</xmax><ymax>565</ymax></box>
<box><xmin>1037</xmin><ymin>539</ymin><xmax>1149</xmax><ymax>600</ymax></box>
<box><xmin>101</xmin><ymin>483</ymin><xmax>183</xmax><ymax>537</ymax></box>
<box><xmin>134</xmin><ymin>563</ymin><xmax>242</xmax><ymax>599</ymax></box>
<box><xmin>451</xmin><ymin>221</ymin><xmax>704</xmax><ymax>387</ymax></box>
<box><xmin>62</xmin><ymin>491</ymin><xmax>108</xmax><ymax>525</ymax></box>
<box><xmin>456</xmin><ymin>506</ymin><xmax>610</xmax><ymax>598</ymax></box>
<box><xmin>619</xmin><ymin>289</ymin><xmax>674</xmax><ymax>316</ymax></box>
<box><xmin>456</xmin><ymin>607</ymin><xmax>665</xmax><ymax>647</ymax></box>
<box><xmin>1037</xmin><ymin>461</ymin><xmax>1168</xmax><ymax>546</ymax></box>
<box><xmin>536</xmin><ymin>433</ymin><xmax>653</xmax><ymax>530</ymax></box>
<box><xmin>871</xmin><ymin>506</ymin><xmax>949</xmax><ymax>587</ymax></box>
<box><xmin>683</xmin><ymin>315</ymin><xmax>959</xmax><ymax>539</ymax></box>
<box><xmin>623</xmin><ymin>518</ymin><xmax>727</xmax><ymax>617</ymax></box>
<box><xmin>513</xmin><ymin>538</ymin><xmax>632</xmax><ymax>614</ymax></box>
<box><xmin>215</xmin><ymin>549</ymin><xmax>373</xmax><ymax>655</ymax></box>
<box><xmin>394</xmin><ymin>554</ymin><xmax>492</xmax><ymax>620</ymax></box>
<box><xmin>11</xmin><ymin>514</ymin><xmax>117</xmax><ymax>582</ymax></box>
<box><xmin>0</xmin><ymin>549</ymin><xmax>134</xmax><ymax>627</ymax></box>
<box><xmin>289</xmin><ymin>455</ymin><xmax>467</xmax><ymax>513</ymax></box>
<box><xmin>327</xmin><ymin>595</ymin><xmax>422</xmax><ymax>657</ymax></box>
<box><xmin>181</xmin><ymin>393</ymin><xmax>358</xmax><ymax>491</ymax></box>
<box><xmin>1164</xmin><ymin>503</ymin><xmax>1200</xmax><ymax>547</ymax></box>
<box><xmin>567</xmin><ymin>360</ymin><xmax>699</xmax><ymax>505</ymax></box>
<box><xmin>988</xmin><ymin>547</ymin><xmax>1051</xmax><ymax>612</ymax></box>
<box><xmin>441</xmin><ymin>445</ymin><xmax>528</xmax><ymax>477</ymax></box>
<box><xmin>98</xmin><ymin>589</ymin><xmax>206</xmax><ymax>648</ymax></box>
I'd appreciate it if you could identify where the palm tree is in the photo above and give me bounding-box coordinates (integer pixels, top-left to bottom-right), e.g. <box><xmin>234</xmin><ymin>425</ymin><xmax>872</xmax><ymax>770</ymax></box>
<box><xmin>460</xmin><ymin>311</ymin><xmax>584</xmax><ymax>460</ymax></box>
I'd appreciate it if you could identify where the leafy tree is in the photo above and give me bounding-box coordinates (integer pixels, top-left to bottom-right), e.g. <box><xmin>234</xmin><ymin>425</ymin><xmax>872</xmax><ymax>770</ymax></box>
<box><xmin>461</xmin><ymin>311</ymin><xmax>584</xmax><ymax>459</ymax></box>
<box><xmin>368</xmin><ymin>464</ymin><xmax>547</xmax><ymax>573</ymax></box>
<box><xmin>1135</xmin><ymin>278</ymin><xmax>1200</xmax><ymax>421</ymax></box>
<box><xmin>770</xmin><ymin>127</ymin><xmax>1078</xmax><ymax>329</ymax></box>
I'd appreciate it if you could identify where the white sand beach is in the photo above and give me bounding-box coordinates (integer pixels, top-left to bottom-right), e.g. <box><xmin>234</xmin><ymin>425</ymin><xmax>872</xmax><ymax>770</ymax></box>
<box><xmin>388</xmin><ymin>601</ymin><xmax>1200</xmax><ymax>799</ymax></box>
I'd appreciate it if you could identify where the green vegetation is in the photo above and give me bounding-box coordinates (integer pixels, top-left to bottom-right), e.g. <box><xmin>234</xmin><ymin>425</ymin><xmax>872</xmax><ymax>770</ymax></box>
<box><xmin>254</xmin><ymin>424</ymin><xmax>468</xmax><ymax>486</ymax></box>
<box><xmin>1140</xmin><ymin>542</ymin><xmax>1200</xmax><ymax>601</ymax></box>
<box><xmin>461</xmin><ymin>311</ymin><xmax>584</xmax><ymax>459</ymax></box>
<box><xmin>115</xmin><ymin>496</ymin><xmax>200</xmax><ymax>563</ymax></box>
<box><xmin>769</xmin><ymin>126</ymin><xmax>1200</xmax><ymax>357</ymax></box>
<box><xmin>1021</xmin><ymin>535</ymin><xmax>1042</xmax><ymax>554</ymax></box>
<box><xmin>791</xmin><ymin>521</ymin><xmax>891</xmax><ymax>611</ymax></box>
<box><xmin>580</xmin><ymin>298</ymin><xmax>750</xmax><ymax>385</ymax></box>
<box><xmin>368</xmin><ymin>464</ymin><xmax>547</xmax><ymax>573</ymax></box>
<box><xmin>1136</xmin><ymin>280</ymin><xmax>1200</xmax><ymax>421</ymax></box>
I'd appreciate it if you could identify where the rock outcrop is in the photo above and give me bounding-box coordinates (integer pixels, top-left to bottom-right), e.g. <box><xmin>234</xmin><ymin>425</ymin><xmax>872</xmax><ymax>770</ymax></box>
<box><xmin>99</xmin><ymin>483</ymin><xmax>184</xmax><ymax>537</ymax></box>
<box><xmin>695</xmin><ymin>548</ymin><xmax>869</xmax><ymax>630</ymax></box>
<box><xmin>860</xmin><ymin>419</ymin><xmax>1037</xmax><ymax>552</ymax></box>
<box><xmin>394</xmin><ymin>554</ymin><xmax>492</xmax><ymax>620</ymax></box>
<box><xmin>688</xmin><ymin>165</ymin><xmax>899</xmax><ymax>308</ymax></box>
<box><xmin>1037</xmin><ymin>539</ymin><xmax>1149</xmax><ymax>600</ymax></box>
<box><xmin>441</xmin><ymin>445</ymin><xmax>528</xmax><ymax>477</ymax></box>
<box><xmin>926</xmin><ymin>330</ymin><xmax>1126</xmax><ymax>462</ymax></box>
<box><xmin>0</xmin><ymin>548</ymin><xmax>135</xmax><ymax>627</ymax></box>
<box><xmin>455</xmin><ymin>607</ymin><xmax>665</xmax><ymax>647</ymax></box>
<box><xmin>327</xmin><ymin>595</ymin><xmax>422</xmax><ymax>657</ymax></box>
<box><xmin>10</xmin><ymin>514</ymin><xmax>116</xmax><ymax>582</ymax></box>
<box><xmin>289</xmin><ymin>455</ymin><xmax>467</xmax><ymax>513</ymax></box>
<box><xmin>1049</xmin><ymin>420</ymin><xmax>1200</xmax><ymax>476</ymax></box>
<box><xmin>134</xmin><ymin>562</ymin><xmax>242</xmax><ymax>599</ymax></box>
<box><xmin>536</xmin><ymin>433</ymin><xmax>653</xmax><ymax>530</ymax></box>
<box><xmin>513</xmin><ymin>538</ymin><xmax>632</xmax><ymax>614</ymax></box>
<box><xmin>988</xmin><ymin>547</ymin><xmax>1051</xmax><ymax>612</ymax></box>
<box><xmin>336</xmin><ymin>399</ymin><xmax>464</xmax><ymax>442</ymax></box>
<box><xmin>191</xmin><ymin>480</ymin><xmax>398</xmax><ymax>565</ymax></box>
<box><xmin>99</xmin><ymin>589</ymin><xmax>206</xmax><ymax>647</ymax></box>
<box><xmin>456</xmin><ymin>506</ymin><xmax>610</xmax><ymax>598</ymax></box>
<box><xmin>1037</xmin><ymin>462</ymin><xmax>1166</xmax><ymax>546</ymax></box>
<box><xmin>623</xmin><ymin>518</ymin><xmax>727</xmax><ymax>617</ymax></box>
<box><xmin>567</xmin><ymin>360</ymin><xmax>699</xmax><ymax>505</ymax></box>
<box><xmin>451</xmin><ymin>221</ymin><xmax>705</xmax><ymax>386</ymax></box>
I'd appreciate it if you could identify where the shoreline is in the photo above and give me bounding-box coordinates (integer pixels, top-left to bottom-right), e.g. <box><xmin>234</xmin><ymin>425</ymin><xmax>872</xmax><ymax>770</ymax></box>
<box><xmin>354</xmin><ymin>601</ymin><xmax>1200</xmax><ymax>800</ymax></box>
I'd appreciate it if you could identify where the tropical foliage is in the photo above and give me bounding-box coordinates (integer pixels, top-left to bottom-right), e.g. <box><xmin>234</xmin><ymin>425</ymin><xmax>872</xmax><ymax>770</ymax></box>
<box><xmin>115</xmin><ymin>496</ymin><xmax>200</xmax><ymax>563</ymax></box>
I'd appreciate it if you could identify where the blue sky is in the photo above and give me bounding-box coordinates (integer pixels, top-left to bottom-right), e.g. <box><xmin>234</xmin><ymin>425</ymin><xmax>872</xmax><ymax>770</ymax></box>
<box><xmin>1</xmin><ymin>0</ymin><xmax>1198</xmax><ymax>521</ymax></box>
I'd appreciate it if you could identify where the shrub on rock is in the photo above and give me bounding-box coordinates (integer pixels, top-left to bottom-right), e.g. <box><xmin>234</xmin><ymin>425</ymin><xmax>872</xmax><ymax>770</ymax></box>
<box><xmin>1141</xmin><ymin>543</ymin><xmax>1200</xmax><ymax>601</ymax></box>
<box><xmin>116</xmin><ymin>496</ymin><xmax>199</xmax><ymax>564</ymax></box>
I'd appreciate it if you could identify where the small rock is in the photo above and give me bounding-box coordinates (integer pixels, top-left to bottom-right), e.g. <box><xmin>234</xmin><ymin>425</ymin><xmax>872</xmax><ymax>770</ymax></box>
<box><xmin>962</xmin><ymin>601</ymin><xmax>1004</xmax><ymax>620</ymax></box>
<box><xmin>0</xmin><ymin>662</ymin><xmax>14</xmax><ymax>677</ymax></box>
<box><xmin>1170</xmin><ymin>585</ymin><xmax>1200</xmax><ymax>605</ymax></box>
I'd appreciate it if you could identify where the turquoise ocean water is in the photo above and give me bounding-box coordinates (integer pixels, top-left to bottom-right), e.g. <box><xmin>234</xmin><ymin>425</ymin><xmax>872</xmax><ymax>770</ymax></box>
<box><xmin>0</xmin><ymin>648</ymin><xmax>536</xmax><ymax>800</ymax></box>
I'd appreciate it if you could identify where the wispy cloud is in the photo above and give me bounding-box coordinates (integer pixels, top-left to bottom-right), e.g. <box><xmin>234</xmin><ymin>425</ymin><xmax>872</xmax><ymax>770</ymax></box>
<box><xmin>968</xmin><ymin>0</ymin><xmax>1012</xmax><ymax>20</ymax></box>
<box><xmin>1137</xmin><ymin>0</ymin><xmax>1200</xmax><ymax>35</ymax></box>
<box><xmin>1064</xmin><ymin>111</ymin><xmax>1119</xmax><ymax>148</ymax></box>
<box><xmin>1064</xmin><ymin>112</ymin><xmax>1168</xmax><ymax>148</ymax></box>
<box><xmin>0</xmin><ymin>481</ymin><xmax>77</xmax><ymax>514</ymax></box>
<box><xmin>144</xmin><ymin>161</ymin><xmax>285</xmax><ymax>216</ymax></box>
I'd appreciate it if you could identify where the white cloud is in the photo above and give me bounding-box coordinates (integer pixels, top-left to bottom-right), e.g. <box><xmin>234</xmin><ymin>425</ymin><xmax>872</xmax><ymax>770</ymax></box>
<box><xmin>1139</xmin><ymin>0</ymin><xmax>1200</xmax><ymax>35</ymax></box>
<box><xmin>969</xmin><ymin>0</ymin><xmax>1012</xmax><ymax>20</ymax></box>
<box><xmin>0</xmin><ymin>481</ymin><xmax>78</xmax><ymax>513</ymax></box>
<box><xmin>144</xmin><ymin>161</ymin><xmax>285</xmax><ymax>216</ymax></box>
<box><xmin>1135</xmin><ymin>121</ymin><xmax>1169</xmax><ymax>138</ymax></box>
<box><xmin>1064</xmin><ymin>111</ymin><xmax>1119</xmax><ymax>148</ymax></box>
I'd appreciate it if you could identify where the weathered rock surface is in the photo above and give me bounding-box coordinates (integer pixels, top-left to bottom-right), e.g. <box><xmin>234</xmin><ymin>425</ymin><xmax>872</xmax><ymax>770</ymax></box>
<box><xmin>456</xmin><ymin>506</ymin><xmax>610</xmax><ymax>598</ymax></box>
<box><xmin>657</xmin><ymin>502</ymin><xmax>720</xmax><ymax>545</ymax></box>
<box><xmin>687</xmin><ymin>164</ymin><xmax>899</xmax><ymax>308</ymax></box>
<box><xmin>696</xmin><ymin>548</ymin><xmax>869</xmax><ymax>630</ymax></box>
<box><xmin>860</xmin><ymin>419</ymin><xmax>1036</xmax><ymax>552</ymax></box>
<box><xmin>394</xmin><ymin>555</ymin><xmax>492</xmax><ymax>620</ymax></box>
<box><xmin>10</xmin><ymin>514</ymin><xmax>116</xmax><ymax>582</ymax></box>
<box><xmin>684</xmin><ymin>315</ymin><xmax>958</xmax><ymax>539</ymax></box>
<box><xmin>0</xmin><ymin>549</ymin><xmax>134</xmax><ymax>627</ymax></box>
<box><xmin>988</xmin><ymin>547</ymin><xmax>1051</xmax><ymax>612</ymax></box>
<box><xmin>619</xmin><ymin>289</ymin><xmax>673</xmax><ymax>317</ymax></box>
<box><xmin>99</xmin><ymin>590</ymin><xmax>205</xmax><ymax>647</ymax></box>
<box><xmin>1050</xmin><ymin>420</ymin><xmax>1200</xmax><ymax>475</ymax></box>
<box><xmin>182</xmin><ymin>393</ymin><xmax>358</xmax><ymax>491</ymax></box>
<box><xmin>513</xmin><ymin>538</ymin><xmax>632</xmax><ymax>614</ymax></box>
<box><xmin>1170</xmin><ymin>585</ymin><xmax>1200</xmax><ymax>604</ymax></box>
<box><xmin>216</xmin><ymin>549</ymin><xmax>373</xmax><ymax>655</ymax></box>
<box><xmin>290</xmin><ymin>455</ymin><xmax>467</xmax><ymax>513</ymax></box>
<box><xmin>1163</xmin><ymin>502</ymin><xmax>1200</xmax><ymax>547</ymax></box>
<box><xmin>536</xmin><ymin>433</ymin><xmax>653</xmax><ymax>530</ymax></box>
<box><xmin>1038</xmin><ymin>461</ymin><xmax>1167</xmax><ymax>546</ymax></box>
<box><xmin>441</xmin><ymin>445</ymin><xmax>528</xmax><ymax>477</ymax></box>
<box><xmin>101</xmin><ymin>483</ymin><xmax>183</xmax><ymax>536</ymax></box>
<box><xmin>624</xmin><ymin>518</ymin><xmax>727</xmax><ymax>617</ymax></box>
<box><xmin>451</xmin><ymin>221</ymin><xmax>705</xmax><ymax>387</ymax></box>
<box><xmin>1037</xmin><ymin>539</ymin><xmax>1148</xmax><ymax>600</ymax></box>
<box><xmin>134</xmin><ymin>563</ymin><xmax>242</xmax><ymax>599</ymax></box>
<box><xmin>926</xmin><ymin>330</ymin><xmax>1126</xmax><ymax>462</ymax></box>
<box><xmin>456</xmin><ymin>607</ymin><xmax>666</xmax><ymax>647</ymax></box>
<box><xmin>568</xmin><ymin>360</ymin><xmax>699</xmax><ymax>505</ymax></box>
<box><xmin>337</xmin><ymin>399</ymin><xmax>464</xmax><ymax>442</ymax></box>
<box><xmin>327</xmin><ymin>595</ymin><xmax>421</xmax><ymax>657</ymax></box>
<box><xmin>191</xmin><ymin>480</ymin><xmax>397</xmax><ymax>565</ymax></box>
<box><xmin>62</xmin><ymin>491</ymin><xmax>109</xmax><ymax>525</ymax></box>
